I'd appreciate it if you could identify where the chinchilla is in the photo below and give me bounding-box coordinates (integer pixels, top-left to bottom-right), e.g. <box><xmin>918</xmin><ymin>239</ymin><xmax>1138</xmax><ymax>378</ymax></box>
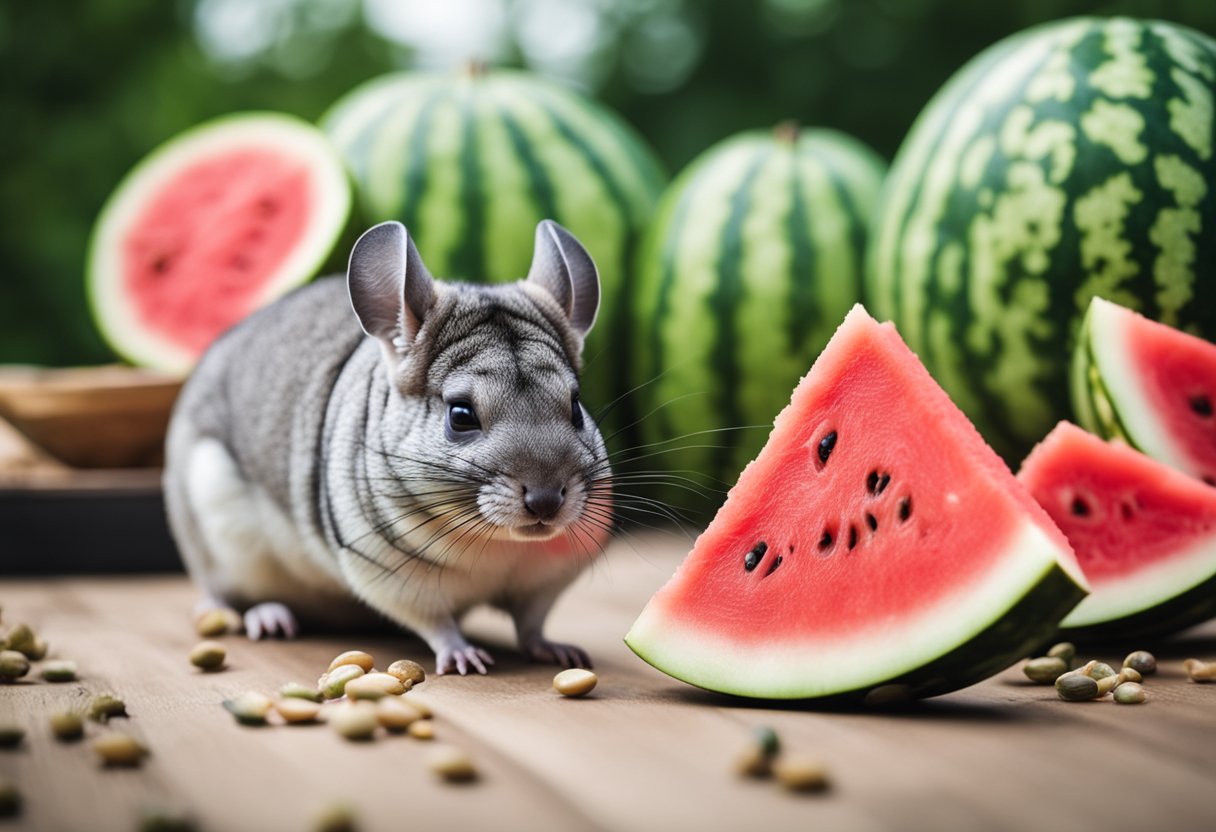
<box><xmin>163</xmin><ymin>220</ymin><xmax>612</xmax><ymax>674</ymax></box>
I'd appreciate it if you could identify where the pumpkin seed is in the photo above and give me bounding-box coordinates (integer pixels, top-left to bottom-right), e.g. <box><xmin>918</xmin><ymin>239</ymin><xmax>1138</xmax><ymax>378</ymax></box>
<box><xmin>344</xmin><ymin>672</ymin><xmax>406</xmax><ymax>700</ymax></box>
<box><xmin>408</xmin><ymin>719</ymin><xmax>435</xmax><ymax>740</ymax></box>
<box><xmin>2</xmin><ymin>624</ymin><xmax>34</xmax><ymax>654</ymax></box>
<box><xmin>1095</xmin><ymin>674</ymin><xmax>1119</xmax><ymax>696</ymax></box>
<box><xmin>1114</xmin><ymin>667</ymin><xmax>1141</xmax><ymax>686</ymax></box>
<box><xmin>327</xmin><ymin>651</ymin><xmax>374</xmax><ymax>674</ymax></box>
<box><xmin>223</xmin><ymin>692</ymin><xmax>273</xmax><ymax>726</ymax></box>
<box><xmin>1184</xmin><ymin>658</ymin><xmax>1216</xmax><ymax>682</ymax></box>
<box><xmin>280</xmin><ymin>681</ymin><xmax>323</xmax><ymax>702</ymax></box>
<box><xmin>754</xmin><ymin>725</ymin><xmax>780</xmax><ymax>757</ymax></box>
<box><xmin>329</xmin><ymin>702</ymin><xmax>378</xmax><ymax>741</ymax></box>
<box><xmin>25</xmin><ymin>636</ymin><xmax>48</xmax><ymax>662</ymax></box>
<box><xmin>377</xmin><ymin>697</ymin><xmax>424</xmax><ymax>732</ymax></box>
<box><xmin>50</xmin><ymin>711</ymin><xmax>84</xmax><ymax>741</ymax></box>
<box><xmin>1056</xmin><ymin>673</ymin><xmax>1099</xmax><ymax>701</ymax></box>
<box><xmin>319</xmin><ymin>665</ymin><xmax>364</xmax><ymax>699</ymax></box>
<box><xmin>0</xmin><ymin>650</ymin><xmax>29</xmax><ymax>682</ymax></box>
<box><xmin>0</xmin><ymin>724</ymin><xmax>24</xmax><ymax>748</ymax></box>
<box><xmin>137</xmin><ymin>804</ymin><xmax>198</xmax><ymax>832</ymax></box>
<box><xmin>403</xmin><ymin>695</ymin><xmax>434</xmax><ymax>719</ymax></box>
<box><xmin>313</xmin><ymin>803</ymin><xmax>357</xmax><ymax>832</ymax></box>
<box><xmin>41</xmin><ymin>659</ymin><xmax>78</xmax><ymax>682</ymax></box>
<box><xmin>189</xmin><ymin>641</ymin><xmax>227</xmax><ymax>671</ymax></box>
<box><xmin>426</xmin><ymin>744</ymin><xmax>477</xmax><ymax>782</ymax></box>
<box><xmin>195</xmin><ymin>607</ymin><xmax>241</xmax><ymax>637</ymax></box>
<box><xmin>1113</xmin><ymin>682</ymin><xmax>1147</xmax><ymax>704</ymax></box>
<box><xmin>385</xmin><ymin>659</ymin><xmax>426</xmax><ymax>687</ymax></box>
<box><xmin>93</xmin><ymin>731</ymin><xmax>148</xmax><ymax>766</ymax></box>
<box><xmin>1046</xmin><ymin>642</ymin><xmax>1076</xmax><ymax>666</ymax></box>
<box><xmin>734</xmin><ymin>744</ymin><xmax>772</xmax><ymax>778</ymax></box>
<box><xmin>88</xmin><ymin>693</ymin><xmax>128</xmax><ymax>722</ymax></box>
<box><xmin>1123</xmin><ymin>651</ymin><xmax>1157</xmax><ymax>675</ymax></box>
<box><xmin>772</xmin><ymin>754</ymin><xmax>831</xmax><ymax>793</ymax></box>
<box><xmin>0</xmin><ymin>777</ymin><xmax>20</xmax><ymax>818</ymax></box>
<box><xmin>1088</xmin><ymin>662</ymin><xmax>1117</xmax><ymax>680</ymax></box>
<box><xmin>274</xmin><ymin>697</ymin><xmax>322</xmax><ymax>724</ymax></box>
<box><xmin>1023</xmin><ymin>656</ymin><xmax>1068</xmax><ymax>684</ymax></box>
<box><xmin>552</xmin><ymin>668</ymin><xmax>597</xmax><ymax>697</ymax></box>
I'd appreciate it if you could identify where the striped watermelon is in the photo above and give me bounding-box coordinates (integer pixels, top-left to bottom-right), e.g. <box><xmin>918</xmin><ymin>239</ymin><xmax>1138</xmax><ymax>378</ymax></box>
<box><xmin>633</xmin><ymin>125</ymin><xmax>885</xmax><ymax>498</ymax></box>
<box><xmin>321</xmin><ymin>68</ymin><xmax>665</xmax><ymax>413</ymax></box>
<box><xmin>868</xmin><ymin>17</ymin><xmax>1216</xmax><ymax>462</ymax></box>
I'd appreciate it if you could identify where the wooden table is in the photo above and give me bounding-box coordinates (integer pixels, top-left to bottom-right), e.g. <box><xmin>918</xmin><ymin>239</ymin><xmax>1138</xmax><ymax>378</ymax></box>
<box><xmin>2</xmin><ymin>535</ymin><xmax>1215</xmax><ymax>832</ymax></box>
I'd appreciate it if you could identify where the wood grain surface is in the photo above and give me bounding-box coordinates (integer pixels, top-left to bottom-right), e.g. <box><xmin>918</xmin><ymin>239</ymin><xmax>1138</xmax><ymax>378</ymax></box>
<box><xmin>2</xmin><ymin>534</ymin><xmax>1215</xmax><ymax>832</ymax></box>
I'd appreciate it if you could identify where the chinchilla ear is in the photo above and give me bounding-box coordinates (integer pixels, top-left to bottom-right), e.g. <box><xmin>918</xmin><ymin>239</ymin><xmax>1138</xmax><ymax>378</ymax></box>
<box><xmin>347</xmin><ymin>221</ymin><xmax>437</xmax><ymax>354</ymax></box>
<box><xmin>526</xmin><ymin>220</ymin><xmax>600</xmax><ymax>336</ymax></box>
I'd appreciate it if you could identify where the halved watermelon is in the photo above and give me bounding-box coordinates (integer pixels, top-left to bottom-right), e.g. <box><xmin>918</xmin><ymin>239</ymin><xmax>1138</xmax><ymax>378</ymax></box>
<box><xmin>87</xmin><ymin>113</ymin><xmax>353</xmax><ymax>374</ymax></box>
<box><xmin>1018</xmin><ymin>422</ymin><xmax>1216</xmax><ymax>640</ymax></box>
<box><xmin>625</xmin><ymin>306</ymin><xmax>1088</xmax><ymax>701</ymax></box>
<box><xmin>1072</xmin><ymin>296</ymin><xmax>1216</xmax><ymax>487</ymax></box>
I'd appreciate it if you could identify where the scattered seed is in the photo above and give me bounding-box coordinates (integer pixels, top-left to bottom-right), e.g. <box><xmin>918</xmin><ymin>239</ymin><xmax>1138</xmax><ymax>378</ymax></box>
<box><xmin>385</xmin><ymin>660</ymin><xmax>426</xmax><ymax>687</ymax></box>
<box><xmin>0</xmin><ymin>725</ymin><xmax>24</xmax><ymax>748</ymax></box>
<box><xmin>755</xmin><ymin>726</ymin><xmax>779</xmax><ymax>757</ymax></box>
<box><xmin>1088</xmin><ymin>662</ymin><xmax>1117</xmax><ymax>681</ymax></box>
<box><xmin>1074</xmin><ymin>660</ymin><xmax>1098</xmax><ymax>677</ymax></box>
<box><xmin>319</xmin><ymin>665</ymin><xmax>365</xmax><ymax>700</ymax></box>
<box><xmin>1123</xmin><ymin>651</ymin><xmax>1157</xmax><ymax>675</ymax></box>
<box><xmin>137</xmin><ymin>804</ymin><xmax>198</xmax><ymax>832</ymax></box>
<box><xmin>329</xmin><ymin>702</ymin><xmax>379</xmax><ymax>741</ymax></box>
<box><xmin>1184</xmin><ymin>658</ymin><xmax>1216</xmax><ymax>682</ymax></box>
<box><xmin>313</xmin><ymin>803</ymin><xmax>357</xmax><ymax>832</ymax></box>
<box><xmin>427</xmin><ymin>744</ymin><xmax>478</xmax><ymax>782</ymax></box>
<box><xmin>772</xmin><ymin>754</ymin><xmax>831</xmax><ymax>793</ymax></box>
<box><xmin>1113</xmin><ymin>682</ymin><xmax>1147</xmax><ymax>704</ymax></box>
<box><xmin>865</xmin><ymin>513</ymin><xmax>878</xmax><ymax>532</ymax></box>
<box><xmin>377</xmin><ymin>697</ymin><xmax>424</xmax><ymax>732</ymax></box>
<box><xmin>223</xmin><ymin>692</ymin><xmax>273</xmax><ymax>726</ymax></box>
<box><xmin>195</xmin><ymin>607</ymin><xmax>241</xmax><ymax>637</ymax></box>
<box><xmin>408</xmin><ymin>719</ymin><xmax>435</xmax><ymax>740</ymax></box>
<box><xmin>1114</xmin><ymin>667</ymin><xmax>1142</xmax><ymax>686</ymax></box>
<box><xmin>1095</xmin><ymin>674</ymin><xmax>1119</xmax><ymax>696</ymax></box>
<box><xmin>2</xmin><ymin>624</ymin><xmax>34</xmax><ymax>655</ymax></box>
<box><xmin>0</xmin><ymin>777</ymin><xmax>20</xmax><ymax>818</ymax></box>
<box><xmin>345</xmin><ymin>672</ymin><xmax>406</xmax><ymax>701</ymax></box>
<box><xmin>735</xmin><ymin>726</ymin><xmax>779</xmax><ymax>778</ymax></box>
<box><xmin>93</xmin><ymin>731</ymin><xmax>148</xmax><ymax>766</ymax></box>
<box><xmin>1056</xmin><ymin>673</ymin><xmax>1099</xmax><ymax>701</ymax></box>
<box><xmin>817</xmin><ymin>431</ymin><xmax>837</xmax><ymax>465</ymax></box>
<box><xmin>26</xmin><ymin>637</ymin><xmax>48</xmax><ymax>662</ymax></box>
<box><xmin>50</xmin><ymin>711</ymin><xmax>84</xmax><ymax>741</ymax></box>
<box><xmin>274</xmin><ymin>697</ymin><xmax>322</xmax><ymax>724</ymax></box>
<box><xmin>898</xmin><ymin>496</ymin><xmax>912</xmax><ymax>522</ymax></box>
<box><xmin>403</xmin><ymin>696</ymin><xmax>434</xmax><ymax>719</ymax></box>
<box><xmin>88</xmin><ymin>693</ymin><xmax>128</xmax><ymax>722</ymax></box>
<box><xmin>189</xmin><ymin>641</ymin><xmax>227</xmax><ymax>671</ymax></box>
<box><xmin>0</xmin><ymin>650</ymin><xmax>30</xmax><ymax>682</ymax></box>
<box><xmin>1046</xmin><ymin>642</ymin><xmax>1076</xmax><ymax>666</ymax></box>
<box><xmin>280</xmin><ymin>682</ymin><xmax>323</xmax><ymax>702</ymax></box>
<box><xmin>1023</xmin><ymin>656</ymin><xmax>1068</xmax><ymax>685</ymax></box>
<box><xmin>553</xmin><ymin>668</ymin><xmax>597</xmax><ymax>697</ymax></box>
<box><xmin>1190</xmin><ymin>394</ymin><xmax>1213</xmax><ymax>417</ymax></box>
<box><xmin>327</xmin><ymin>651</ymin><xmax>375</xmax><ymax>674</ymax></box>
<box><xmin>41</xmin><ymin>659</ymin><xmax>78</xmax><ymax>682</ymax></box>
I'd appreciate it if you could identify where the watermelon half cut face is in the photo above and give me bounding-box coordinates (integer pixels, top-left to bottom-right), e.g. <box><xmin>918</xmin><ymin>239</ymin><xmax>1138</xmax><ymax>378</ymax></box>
<box><xmin>625</xmin><ymin>306</ymin><xmax>1087</xmax><ymax>701</ymax></box>
<box><xmin>87</xmin><ymin>113</ymin><xmax>352</xmax><ymax>374</ymax></box>
<box><xmin>1072</xmin><ymin>296</ymin><xmax>1216</xmax><ymax>487</ymax></box>
<box><xmin>1019</xmin><ymin>422</ymin><xmax>1216</xmax><ymax>639</ymax></box>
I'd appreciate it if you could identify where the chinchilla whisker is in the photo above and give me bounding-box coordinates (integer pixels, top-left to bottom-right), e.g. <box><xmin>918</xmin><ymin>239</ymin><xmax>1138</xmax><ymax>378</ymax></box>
<box><xmin>348</xmin><ymin>497</ymin><xmax>480</xmax><ymax>545</ymax></box>
<box><xmin>599</xmin><ymin>494</ymin><xmax>700</xmax><ymax>530</ymax></box>
<box><xmin>588</xmin><ymin>365</ymin><xmax>680</xmax><ymax>426</ymax></box>
<box><xmin>408</xmin><ymin>511</ymin><xmax>492</xmax><ymax>571</ymax></box>
<box><xmin>599</xmin><ymin>390</ymin><xmax>713</xmax><ymax>446</ymax></box>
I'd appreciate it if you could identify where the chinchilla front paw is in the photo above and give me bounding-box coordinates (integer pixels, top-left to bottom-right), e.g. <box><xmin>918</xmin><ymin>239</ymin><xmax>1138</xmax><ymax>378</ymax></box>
<box><xmin>435</xmin><ymin>642</ymin><xmax>495</xmax><ymax>676</ymax></box>
<box><xmin>243</xmin><ymin>602</ymin><xmax>298</xmax><ymax>640</ymax></box>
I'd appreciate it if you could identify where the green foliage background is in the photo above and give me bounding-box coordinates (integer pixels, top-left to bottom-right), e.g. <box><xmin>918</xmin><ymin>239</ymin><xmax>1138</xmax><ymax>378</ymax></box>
<box><xmin>2</xmin><ymin>0</ymin><xmax>1214</xmax><ymax>366</ymax></box>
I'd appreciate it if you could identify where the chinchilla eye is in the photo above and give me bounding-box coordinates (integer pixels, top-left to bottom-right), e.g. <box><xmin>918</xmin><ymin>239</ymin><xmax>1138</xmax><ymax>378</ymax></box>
<box><xmin>447</xmin><ymin>401</ymin><xmax>481</xmax><ymax>432</ymax></box>
<box><xmin>571</xmin><ymin>391</ymin><xmax>584</xmax><ymax>430</ymax></box>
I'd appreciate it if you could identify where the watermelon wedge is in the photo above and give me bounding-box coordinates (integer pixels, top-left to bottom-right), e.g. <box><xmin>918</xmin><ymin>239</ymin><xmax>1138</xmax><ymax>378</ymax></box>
<box><xmin>625</xmin><ymin>306</ymin><xmax>1087</xmax><ymax>701</ymax></box>
<box><xmin>87</xmin><ymin>113</ymin><xmax>353</xmax><ymax>374</ymax></box>
<box><xmin>1018</xmin><ymin>422</ymin><xmax>1216</xmax><ymax>640</ymax></box>
<box><xmin>1072</xmin><ymin>296</ymin><xmax>1216</xmax><ymax>487</ymax></box>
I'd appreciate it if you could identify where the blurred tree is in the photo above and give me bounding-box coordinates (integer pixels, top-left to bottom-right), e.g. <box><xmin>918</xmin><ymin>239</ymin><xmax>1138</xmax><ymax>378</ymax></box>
<box><xmin>1</xmin><ymin>0</ymin><xmax>1213</xmax><ymax>366</ymax></box>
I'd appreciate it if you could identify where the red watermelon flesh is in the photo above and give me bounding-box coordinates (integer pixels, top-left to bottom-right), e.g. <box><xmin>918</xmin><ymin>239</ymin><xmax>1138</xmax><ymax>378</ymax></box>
<box><xmin>1018</xmin><ymin>421</ymin><xmax>1216</xmax><ymax>637</ymax></box>
<box><xmin>88</xmin><ymin>113</ymin><xmax>352</xmax><ymax>375</ymax></box>
<box><xmin>1083</xmin><ymin>298</ymin><xmax>1216</xmax><ymax>486</ymax></box>
<box><xmin>625</xmin><ymin>306</ymin><xmax>1086</xmax><ymax>700</ymax></box>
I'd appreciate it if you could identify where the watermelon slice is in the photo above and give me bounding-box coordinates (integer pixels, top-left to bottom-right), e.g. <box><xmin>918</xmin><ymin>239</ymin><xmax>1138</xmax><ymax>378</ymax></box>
<box><xmin>625</xmin><ymin>306</ymin><xmax>1087</xmax><ymax>701</ymax></box>
<box><xmin>87</xmin><ymin>113</ymin><xmax>353</xmax><ymax>374</ymax></box>
<box><xmin>1018</xmin><ymin>422</ymin><xmax>1216</xmax><ymax>639</ymax></box>
<box><xmin>1072</xmin><ymin>296</ymin><xmax>1216</xmax><ymax>487</ymax></box>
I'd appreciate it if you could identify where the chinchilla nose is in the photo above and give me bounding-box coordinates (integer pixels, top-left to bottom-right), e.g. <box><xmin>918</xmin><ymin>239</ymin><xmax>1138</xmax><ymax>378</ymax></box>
<box><xmin>524</xmin><ymin>485</ymin><xmax>565</xmax><ymax>521</ymax></box>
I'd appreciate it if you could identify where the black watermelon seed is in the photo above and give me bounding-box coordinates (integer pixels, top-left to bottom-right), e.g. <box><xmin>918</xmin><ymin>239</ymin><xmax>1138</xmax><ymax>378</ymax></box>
<box><xmin>1205</xmin><ymin>476</ymin><xmax>1216</xmax><ymax>487</ymax></box>
<box><xmin>848</xmin><ymin>525</ymin><xmax>858</xmax><ymax>549</ymax></box>
<box><xmin>818</xmin><ymin>431</ymin><xmax>837</xmax><ymax>465</ymax></box>
<box><xmin>865</xmin><ymin>513</ymin><xmax>878</xmax><ymax>532</ymax></box>
<box><xmin>866</xmin><ymin>471</ymin><xmax>879</xmax><ymax>493</ymax></box>
<box><xmin>819</xmin><ymin>530</ymin><xmax>833</xmax><ymax>550</ymax></box>
<box><xmin>744</xmin><ymin>541</ymin><xmax>767</xmax><ymax>572</ymax></box>
<box><xmin>1191</xmin><ymin>395</ymin><xmax>1213</xmax><ymax>417</ymax></box>
<box><xmin>877</xmin><ymin>473</ymin><xmax>891</xmax><ymax>494</ymax></box>
<box><xmin>1071</xmin><ymin>498</ymin><xmax>1090</xmax><ymax>517</ymax></box>
<box><xmin>765</xmin><ymin>555</ymin><xmax>783</xmax><ymax>577</ymax></box>
<box><xmin>898</xmin><ymin>497</ymin><xmax>912</xmax><ymax>523</ymax></box>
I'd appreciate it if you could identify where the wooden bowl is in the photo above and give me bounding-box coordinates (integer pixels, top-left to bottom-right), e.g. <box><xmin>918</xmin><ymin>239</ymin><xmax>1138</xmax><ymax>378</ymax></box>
<box><xmin>0</xmin><ymin>365</ymin><xmax>182</xmax><ymax>468</ymax></box>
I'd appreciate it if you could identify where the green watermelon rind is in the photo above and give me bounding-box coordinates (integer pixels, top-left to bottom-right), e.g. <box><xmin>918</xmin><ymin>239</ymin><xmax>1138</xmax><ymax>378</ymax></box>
<box><xmin>1070</xmin><ymin>303</ymin><xmax>1134</xmax><ymax>446</ymax></box>
<box><xmin>625</xmin><ymin>527</ymin><xmax>1087</xmax><ymax>702</ymax></box>
<box><xmin>87</xmin><ymin>112</ymin><xmax>354</xmax><ymax>375</ymax></box>
<box><xmin>1059</xmin><ymin>570</ymin><xmax>1216</xmax><ymax>642</ymax></box>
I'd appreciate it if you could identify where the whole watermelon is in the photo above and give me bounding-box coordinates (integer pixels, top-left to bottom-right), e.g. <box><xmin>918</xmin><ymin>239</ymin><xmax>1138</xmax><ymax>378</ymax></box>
<box><xmin>321</xmin><ymin>68</ymin><xmax>666</xmax><ymax>415</ymax></box>
<box><xmin>633</xmin><ymin>125</ymin><xmax>886</xmax><ymax>504</ymax></box>
<box><xmin>868</xmin><ymin>17</ymin><xmax>1216</xmax><ymax>462</ymax></box>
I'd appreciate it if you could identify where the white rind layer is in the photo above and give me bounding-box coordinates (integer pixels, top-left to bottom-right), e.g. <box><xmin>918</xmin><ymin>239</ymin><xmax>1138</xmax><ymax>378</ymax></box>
<box><xmin>1061</xmin><ymin>531</ymin><xmax>1216</xmax><ymax>628</ymax></box>
<box><xmin>87</xmin><ymin>112</ymin><xmax>351</xmax><ymax>375</ymax></box>
<box><xmin>625</xmin><ymin>519</ymin><xmax>1076</xmax><ymax>699</ymax></box>
<box><xmin>1087</xmin><ymin>297</ymin><xmax>1190</xmax><ymax>473</ymax></box>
